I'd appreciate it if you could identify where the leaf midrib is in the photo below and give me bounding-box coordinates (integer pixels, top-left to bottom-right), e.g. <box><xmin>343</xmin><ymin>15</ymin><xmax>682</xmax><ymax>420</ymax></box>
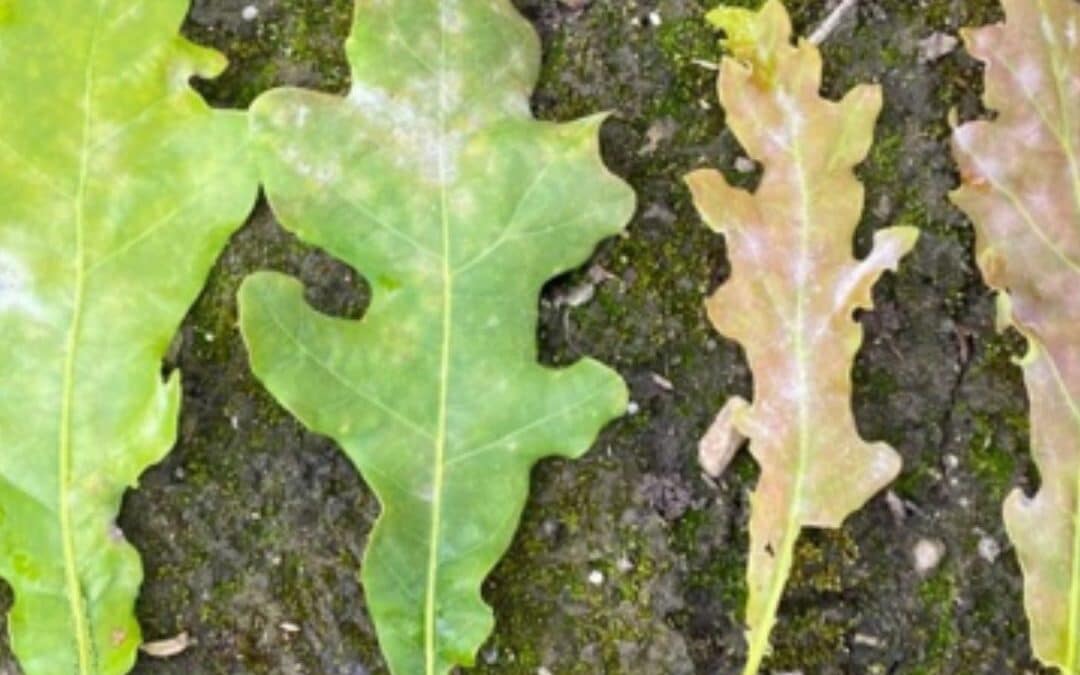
<box><xmin>742</xmin><ymin>118</ymin><xmax>813</xmax><ymax>675</ymax></box>
<box><xmin>424</xmin><ymin>2</ymin><xmax>452</xmax><ymax>673</ymax></box>
<box><xmin>57</xmin><ymin>5</ymin><xmax>105</xmax><ymax>674</ymax></box>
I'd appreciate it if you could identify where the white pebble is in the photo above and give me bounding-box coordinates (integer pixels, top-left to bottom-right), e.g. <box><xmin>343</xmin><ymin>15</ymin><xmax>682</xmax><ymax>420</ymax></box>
<box><xmin>913</xmin><ymin>538</ymin><xmax>945</xmax><ymax>574</ymax></box>
<box><xmin>734</xmin><ymin>156</ymin><xmax>757</xmax><ymax>173</ymax></box>
<box><xmin>978</xmin><ymin>536</ymin><xmax>1001</xmax><ymax>563</ymax></box>
<box><xmin>587</xmin><ymin>570</ymin><xmax>605</xmax><ymax>586</ymax></box>
<box><xmin>648</xmin><ymin>11</ymin><xmax>662</xmax><ymax>26</ymax></box>
<box><xmin>241</xmin><ymin>4</ymin><xmax>259</xmax><ymax>21</ymax></box>
<box><xmin>627</xmin><ymin>401</ymin><xmax>640</xmax><ymax>415</ymax></box>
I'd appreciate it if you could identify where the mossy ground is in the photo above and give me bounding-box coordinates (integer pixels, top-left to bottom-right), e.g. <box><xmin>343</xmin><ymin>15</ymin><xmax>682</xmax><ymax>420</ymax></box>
<box><xmin>0</xmin><ymin>0</ymin><xmax>1049</xmax><ymax>673</ymax></box>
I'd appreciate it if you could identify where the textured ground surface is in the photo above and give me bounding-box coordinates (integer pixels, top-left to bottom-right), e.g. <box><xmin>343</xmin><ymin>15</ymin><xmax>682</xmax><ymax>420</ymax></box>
<box><xmin>0</xmin><ymin>0</ymin><xmax>1050</xmax><ymax>673</ymax></box>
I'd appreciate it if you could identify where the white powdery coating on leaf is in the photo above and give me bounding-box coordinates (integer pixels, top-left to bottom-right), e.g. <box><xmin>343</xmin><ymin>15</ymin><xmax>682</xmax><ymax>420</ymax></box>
<box><xmin>0</xmin><ymin>249</ymin><xmax>45</xmax><ymax>320</ymax></box>
<box><xmin>347</xmin><ymin>80</ymin><xmax>465</xmax><ymax>185</ymax></box>
<box><xmin>1014</xmin><ymin>58</ymin><xmax>1045</xmax><ymax>95</ymax></box>
<box><xmin>441</xmin><ymin>0</ymin><xmax>466</xmax><ymax>33</ymax></box>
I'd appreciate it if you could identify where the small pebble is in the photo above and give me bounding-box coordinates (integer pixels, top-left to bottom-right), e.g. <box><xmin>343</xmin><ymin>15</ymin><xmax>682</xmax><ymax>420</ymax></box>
<box><xmin>853</xmin><ymin>633</ymin><xmax>884</xmax><ymax>649</ymax></box>
<box><xmin>587</xmin><ymin>570</ymin><xmax>605</xmax><ymax>586</ymax></box>
<box><xmin>648</xmin><ymin>10</ymin><xmax>662</xmax><ymax>26</ymax></box>
<box><xmin>650</xmin><ymin>372</ymin><xmax>674</xmax><ymax>391</ymax></box>
<box><xmin>734</xmin><ymin>156</ymin><xmax>757</xmax><ymax>173</ymax></box>
<box><xmin>616</xmin><ymin>556</ymin><xmax>634</xmax><ymax>573</ymax></box>
<box><xmin>279</xmin><ymin>622</ymin><xmax>300</xmax><ymax>633</ymax></box>
<box><xmin>913</xmin><ymin>538</ymin><xmax>946</xmax><ymax>574</ymax></box>
<box><xmin>918</xmin><ymin>32</ymin><xmax>959</xmax><ymax>63</ymax></box>
<box><xmin>884</xmin><ymin>490</ymin><xmax>906</xmax><ymax>522</ymax></box>
<box><xmin>241</xmin><ymin>4</ymin><xmax>259</xmax><ymax>21</ymax></box>
<box><xmin>978</xmin><ymin>535</ymin><xmax>1001</xmax><ymax>563</ymax></box>
<box><xmin>537</xmin><ymin>667</ymin><xmax>554</xmax><ymax>675</ymax></box>
<box><xmin>627</xmin><ymin>401</ymin><xmax>640</xmax><ymax>415</ymax></box>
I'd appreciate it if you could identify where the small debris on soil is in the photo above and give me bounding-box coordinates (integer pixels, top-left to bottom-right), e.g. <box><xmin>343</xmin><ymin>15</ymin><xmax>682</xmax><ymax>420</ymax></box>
<box><xmin>885</xmin><ymin>490</ymin><xmax>907</xmax><ymax>523</ymax></box>
<box><xmin>978</xmin><ymin>535</ymin><xmax>1002</xmax><ymax>563</ymax></box>
<box><xmin>918</xmin><ymin>32</ymin><xmax>959</xmax><ymax>63</ymax></box>
<box><xmin>587</xmin><ymin>569</ymin><xmax>605</xmax><ymax>586</ymax></box>
<box><xmin>808</xmin><ymin>0</ymin><xmax>859</xmax><ymax>45</ymax></box>
<box><xmin>913</xmin><ymin>538</ymin><xmax>946</xmax><ymax>574</ymax></box>
<box><xmin>733</xmin><ymin>156</ymin><xmax>757</xmax><ymax>174</ymax></box>
<box><xmin>699</xmin><ymin>397</ymin><xmax>748</xmax><ymax>478</ymax></box>
<box><xmin>140</xmin><ymin>632</ymin><xmax>192</xmax><ymax>658</ymax></box>
<box><xmin>552</xmin><ymin>280</ymin><xmax>595</xmax><ymax>308</ymax></box>
<box><xmin>640</xmin><ymin>117</ymin><xmax>677</xmax><ymax>155</ymax></box>
<box><xmin>650</xmin><ymin>372</ymin><xmax>674</xmax><ymax>391</ymax></box>
<box><xmin>853</xmin><ymin>633</ymin><xmax>885</xmax><ymax>649</ymax></box>
<box><xmin>241</xmin><ymin>4</ymin><xmax>258</xmax><ymax>22</ymax></box>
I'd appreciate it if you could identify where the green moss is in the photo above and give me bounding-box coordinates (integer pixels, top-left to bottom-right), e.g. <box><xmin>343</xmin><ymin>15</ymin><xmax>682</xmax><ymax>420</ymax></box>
<box><xmin>654</xmin><ymin>17</ymin><xmax>719</xmax><ymax>123</ymax></box>
<box><xmin>185</xmin><ymin>0</ymin><xmax>354</xmax><ymax>106</ymax></box>
<box><xmin>676</xmin><ymin>508</ymin><xmax>748</xmax><ymax>610</ymax></box>
<box><xmin>477</xmin><ymin>458</ymin><xmax>683</xmax><ymax>674</ymax></box>
<box><xmin>968</xmin><ymin>415</ymin><xmax>1019</xmax><ymax>496</ymax></box>
<box><xmin>913</xmin><ymin>569</ymin><xmax>959</xmax><ymax>673</ymax></box>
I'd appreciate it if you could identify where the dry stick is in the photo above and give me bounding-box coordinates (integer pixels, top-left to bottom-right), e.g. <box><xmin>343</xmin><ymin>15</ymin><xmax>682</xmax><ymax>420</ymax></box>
<box><xmin>808</xmin><ymin>0</ymin><xmax>859</xmax><ymax>45</ymax></box>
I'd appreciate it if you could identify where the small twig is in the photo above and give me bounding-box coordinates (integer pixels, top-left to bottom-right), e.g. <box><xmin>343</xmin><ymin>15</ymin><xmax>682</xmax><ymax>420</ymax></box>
<box><xmin>808</xmin><ymin>0</ymin><xmax>859</xmax><ymax>45</ymax></box>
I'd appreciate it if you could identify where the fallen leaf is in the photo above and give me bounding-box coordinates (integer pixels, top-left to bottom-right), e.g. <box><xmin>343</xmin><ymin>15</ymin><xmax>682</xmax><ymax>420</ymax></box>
<box><xmin>0</xmin><ymin>2</ymin><xmax>256</xmax><ymax>673</ymax></box>
<box><xmin>239</xmin><ymin>1</ymin><xmax>635</xmax><ymax>673</ymax></box>
<box><xmin>690</xmin><ymin>2</ymin><xmax>918</xmax><ymax>672</ymax></box>
<box><xmin>951</xmin><ymin>0</ymin><xmax>1080</xmax><ymax>670</ymax></box>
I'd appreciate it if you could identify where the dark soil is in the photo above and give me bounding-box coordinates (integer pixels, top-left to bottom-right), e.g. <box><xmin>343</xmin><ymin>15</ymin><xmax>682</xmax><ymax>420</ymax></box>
<box><xmin>0</xmin><ymin>0</ymin><xmax>1050</xmax><ymax>673</ymax></box>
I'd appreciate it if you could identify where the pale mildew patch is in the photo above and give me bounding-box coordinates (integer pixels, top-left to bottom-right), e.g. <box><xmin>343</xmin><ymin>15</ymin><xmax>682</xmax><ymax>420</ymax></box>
<box><xmin>0</xmin><ymin>249</ymin><xmax>45</xmax><ymax>320</ymax></box>
<box><xmin>449</xmin><ymin>192</ymin><xmax>476</xmax><ymax>218</ymax></box>
<box><xmin>1041</xmin><ymin>15</ymin><xmax>1057</xmax><ymax>46</ymax></box>
<box><xmin>1014</xmin><ymin>58</ymin><xmax>1045</xmax><ymax>96</ymax></box>
<box><xmin>440</xmin><ymin>0</ymin><xmax>466</xmax><ymax>34</ymax></box>
<box><xmin>793</xmin><ymin>254</ymin><xmax>811</xmax><ymax>286</ymax></box>
<box><xmin>1026</xmin><ymin>187</ymin><xmax>1055</xmax><ymax>215</ymax></box>
<box><xmin>1017</xmin><ymin>117</ymin><xmax>1047</xmax><ymax>145</ymax></box>
<box><xmin>294</xmin><ymin>105</ymin><xmax>310</xmax><ymax>128</ymax></box>
<box><xmin>347</xmin><ymin>80</ymin><xmax>464</xmax><ymax>185</ymax></box>
<box><xmin>777</xmin><ymin>91</ymin><xmax>805</xmax><ymax>135</ymax></box>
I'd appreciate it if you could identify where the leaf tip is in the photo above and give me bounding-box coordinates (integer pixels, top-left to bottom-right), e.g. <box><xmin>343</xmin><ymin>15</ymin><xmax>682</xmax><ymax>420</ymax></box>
<box><xmin>707</xmin><ymin>0</ymin><xmax>792</xmax><ymax>75</ymax></box>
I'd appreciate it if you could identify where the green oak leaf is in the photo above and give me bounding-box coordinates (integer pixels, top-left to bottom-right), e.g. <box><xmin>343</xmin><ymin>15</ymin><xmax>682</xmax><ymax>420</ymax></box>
<box><xmin>0</xmin><ymin>2</ymin><xmax>257</xmax><ymax>673</ymax></box>
<box><xmin>239</xmin><ymin>0</ymin><xmax>635</xmax><ymax>672</ymax></box>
